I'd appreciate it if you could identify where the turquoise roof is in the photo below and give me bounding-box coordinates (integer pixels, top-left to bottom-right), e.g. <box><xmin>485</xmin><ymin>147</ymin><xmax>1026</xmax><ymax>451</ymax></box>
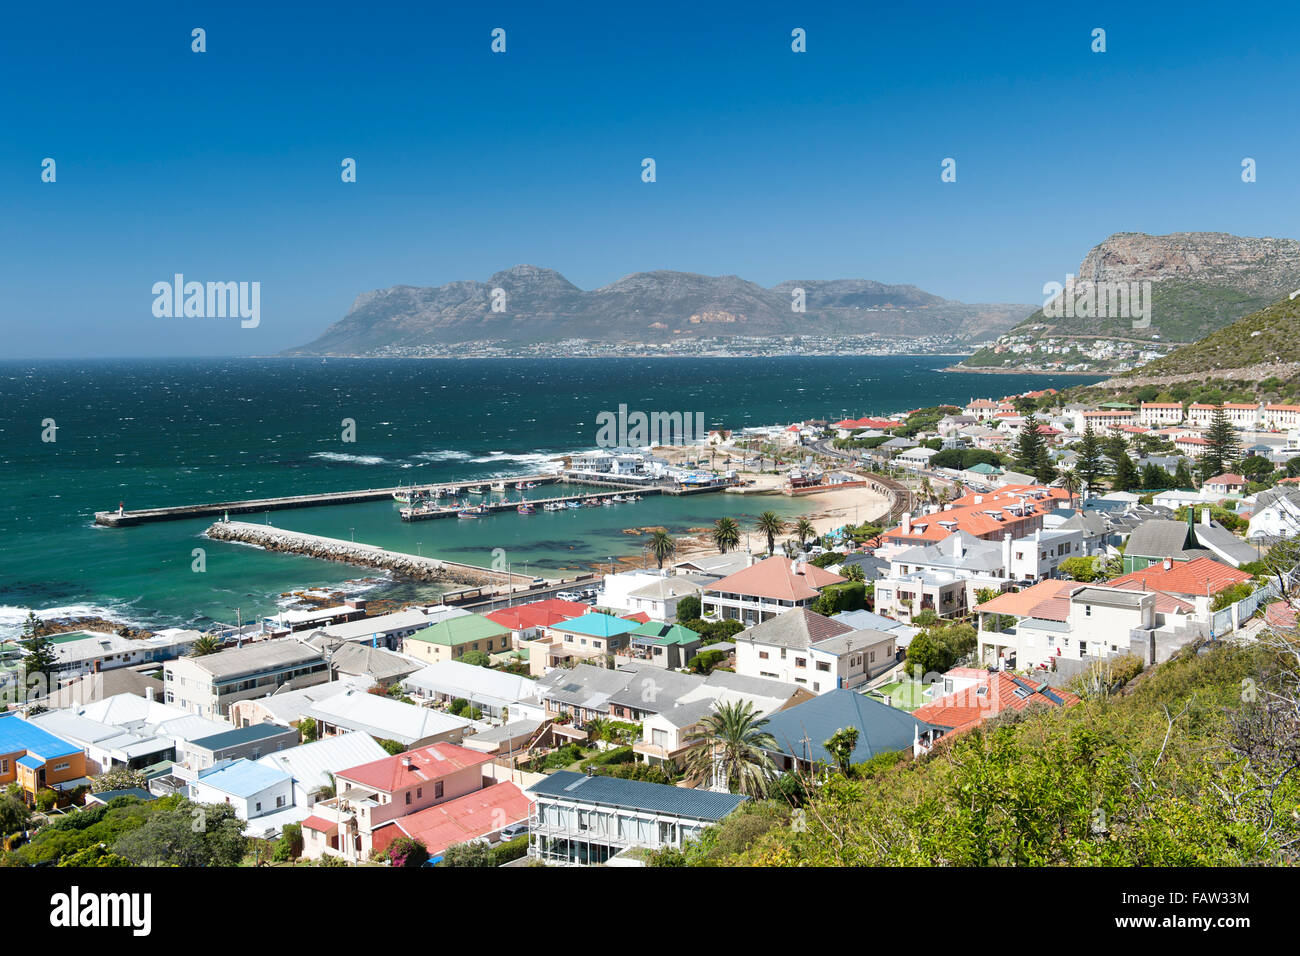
<box><xmin>552</xmin><ymin>612</ymin><xmax>641</xmax><ymax>639</ymax></box>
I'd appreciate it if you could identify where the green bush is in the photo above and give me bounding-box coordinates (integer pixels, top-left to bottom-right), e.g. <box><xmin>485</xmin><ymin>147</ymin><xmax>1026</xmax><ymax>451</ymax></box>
<box><xmin>490</xmin><ymin>835</ymin><xmax>530</xmax><ymax>866</ymax></box>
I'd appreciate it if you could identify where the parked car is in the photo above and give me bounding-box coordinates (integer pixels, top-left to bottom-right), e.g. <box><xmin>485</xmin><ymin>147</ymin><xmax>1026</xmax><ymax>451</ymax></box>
<box><xmin>500</xmin><ymin>822</ymin><xmax>529</xmax><ymax>840</ymax></box>
<box><xmin>556</xmin><ymin>590</ymin><xmax>582</xmax><ymax>601</ymax></box>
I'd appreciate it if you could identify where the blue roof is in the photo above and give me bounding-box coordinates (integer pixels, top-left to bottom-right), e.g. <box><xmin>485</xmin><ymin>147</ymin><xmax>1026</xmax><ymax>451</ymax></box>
<box><xmin>761</xmin><ymin>689</ymin><xmax>941</xmax><ymax>765</ymax></box>
<box><xmin>552</xmin><ymin>613</ymin><xmax>641</xmax><ymax>639</ymax></box>
<box><xmin>188</xmin><ymin>723</ymin><xmax>296</xmax><ymax>752</ymax></box>
<box><xmin>16</xmin><ymin>754</ymin><xmax>44</xmax><ymax>770</ymax></box>
<box><xmin>193</xmin><ymin>759</ymin><xmax>290</xmax><ymax>798</ymax></box>
<box><xmin>528</xmin><ymin>771</ymin><xmax>747</xmax><ymax>821</ymax></box>
<box><xmin>0</xmin><ymin>713</ymin><xmax>82</xmax><ymax>761</ymax></box>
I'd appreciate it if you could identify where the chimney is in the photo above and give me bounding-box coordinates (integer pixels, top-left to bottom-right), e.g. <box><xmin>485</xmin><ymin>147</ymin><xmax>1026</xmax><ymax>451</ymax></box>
<box><xmin>1163</xmin><ymin>558</ymin><xmax>1172</xmax><ymax>571</ymax></box>
<box><xmin>1201</xmin><ymin>506</ymin><xmax>1211</xmax><ymax>527</ymax></box>
<box><xmin>402</xmin><ymin>755</ymin><xmax>414</xmax><ymax>770</ymax></box>
<box><xmin>952</xmin><ymin>534</ymin><xmax>963</xmax><ymax>558</ymax></box>
<box><xmin>146</xmin><ymin>687</ymin><xmax>155</xmax><ymax>702</ymax></box>
<box><xmin>974</xmin><ymin>495</ymin><xmax>984</xmax><ymax>504</ymax></box>
<box><xmin>1002</xmin><ymin>532</ymin><xmax>1012</xmax><ymax>571</ymax></box>
<box><xmin>901</xmin><ymin>512</ymin><xmax>911</xmax><ymax>534</ymax></box>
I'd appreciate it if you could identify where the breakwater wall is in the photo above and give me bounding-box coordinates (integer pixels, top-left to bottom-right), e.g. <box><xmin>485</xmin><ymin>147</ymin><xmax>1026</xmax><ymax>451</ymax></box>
<box><xmin>204</xmin><ymin>521</ymin><xmax>535</xmax><ymax>588</ymax></box>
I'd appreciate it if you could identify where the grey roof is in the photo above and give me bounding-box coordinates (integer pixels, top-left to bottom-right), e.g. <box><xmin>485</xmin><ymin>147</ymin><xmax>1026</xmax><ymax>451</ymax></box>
<box><xmin>839</xmin><ymin>553</ymin><xmax>889</xmax><ymax>580</ymax></box>
<box><xmin>182</xmin><ymin>639</ymin><xmax>325</xmax><ymax>681</ymax></box>
<box><xmin>1070</xmin><ymin>587</ymin><xmax>1146</xmax><ymax>608</ymax></box>
<box><xmin>1056</xmin><ymin>511</ymin><xmax>1110</xmax><ymax>536</ymax></box>
<box><xmin>527</xmin><ymin>771</ymin><xmax>747</xmax><ymax>821</ymax></box>
<box><xmin>656</xmin><ymin>699</ymin><xmax>718</xmax><ymax>729</ymax></box>
<box><xmin>463</xmin><ymin>718</ymin><xmax>543</xmax><ymax>745</ymax></box>
<box><xmin>307</xmin><ymin>640</ymin><xmax>421</xmax><ymax>682</ymax></box>
<box><xmin>606</xmin><ymin>667</ymin><xmax>704</xmax><ymax>713</ymax></box>
<box><xmin>536</xmin><ymin>664</ymin><xmax>639</xmax><ymax>712</ymax></box>
<box><xmin>734</xmin><ymin>608</ymin><xmax>854</xmax><ymax>651</ymax></box>
<box><xmin>893</xmin><ymin>531</ymin><xmax>1004</xmax><ymax>573</ymax></box>
<box><xmin>1189</xmin><ymin>523</ymin><xmax>1258</xmax><ymax>566</ymax></box>
<box><xmin>1124</xmin><ymin>519</ymin><xmax>1194</xmax><ymax>559</ymax></box>
<box><xmin>812</xmin><ymin>628</ymin><xmax>896</xmax><ymax>656</ymax></box>
<box><xmin>625</xmin><ymin>576</ymin><xmax>709</xmax><ymax>601</ymax></box>
<box><xmin>188</xmin><ymin>722</ymin><xmax>297</xmax><ymax>753</ymax></box>
<box><xmin>761</xmin><ymin>689</ymin><xmax>940</xmax><ymax>764</ymax></box>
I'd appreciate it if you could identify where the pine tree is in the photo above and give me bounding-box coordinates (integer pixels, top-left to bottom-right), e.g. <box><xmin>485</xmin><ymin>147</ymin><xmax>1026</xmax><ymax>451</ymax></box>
<box><xmin>1174</xmin><ymin>458</ymin><xmax>1195</xmax><ymax>489</ymax></box>
<box><xmin>21</xmin><ymin>612</ymin><xmax>56</xmax><ymax>693</ymax></box>
<box><xmin>1105</xmin><ymin>434</ymin><xmax>1139</xmax><ymax>492</ymax></box>
<box><xmin>1203</xmin><ymin>406</ymin><xmax>1239</xmax><ymax>480</ymax></box>
<box><xmin>1076</xmin><ymin>422</ymin><xmax>1108</xmax><ymax>493</ymax></box>
<box><xmin>1013</xmin><ymin>416</ymin><xmax>1055</xmax><ymax>483</ymax></box>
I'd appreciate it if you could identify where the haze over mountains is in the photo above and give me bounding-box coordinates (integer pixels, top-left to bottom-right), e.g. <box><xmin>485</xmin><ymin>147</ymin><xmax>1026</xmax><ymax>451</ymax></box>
<box><xmin>284</xmin><ymin>266</ymin><xmax>1036</xmax><ymax>356</ymax></box>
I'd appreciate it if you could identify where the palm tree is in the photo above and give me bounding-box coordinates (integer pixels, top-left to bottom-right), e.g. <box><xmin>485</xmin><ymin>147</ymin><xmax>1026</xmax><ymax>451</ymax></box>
<box><xmin>1058</xmin><ymin>468</ymin><xmax>1081</xmax><ymax>509</ymax></box>
<box><xmin>794</xmin><ymin>517</ymin><xmax>816</xmax><ymax>547</ymax></box>
<box><xmin>684</xmin><ymin>700</ymin><xmax>779</xmax><ymax>796</ymax></box>
<box><xmin>712</xmin><ymin>516</ymin><xmax>740</xmax><ymax>554</ymax></box>
<box><xmin>648</xmin><ymin>529</ymin><xmax>676</xmax><ymax>569</ymax></box>
<box><xmin>190</xmin><ymin>635</ymin><xmax>222</xmax><ymax>657</ymax></box>
<box><xmin>755</xmin><ymin>511</ymin><xmax>786</xmax><ymax>557</ymax></box>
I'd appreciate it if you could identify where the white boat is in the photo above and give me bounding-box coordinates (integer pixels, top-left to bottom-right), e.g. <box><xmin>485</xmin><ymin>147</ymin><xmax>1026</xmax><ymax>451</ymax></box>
<box><xmin>610</xmin><ymin>494</ymin><xmax>626</xmax><ymax>503</ymax></box>
<box><xmin>543</xmin><ymin>502</ymin><xmax>564</xmax><ymax>512</ymax></box>
<box><xmin>564</xmin><ymin>500</ymin><xmax>581</xmax><ymax>510</ymax></box>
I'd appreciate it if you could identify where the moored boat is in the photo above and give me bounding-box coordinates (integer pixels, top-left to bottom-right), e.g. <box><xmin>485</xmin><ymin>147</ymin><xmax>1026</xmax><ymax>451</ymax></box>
<box><xmin>517</xmin><ymin>503</ymin><xmax>535</xmax><ymax>514</ymax></box>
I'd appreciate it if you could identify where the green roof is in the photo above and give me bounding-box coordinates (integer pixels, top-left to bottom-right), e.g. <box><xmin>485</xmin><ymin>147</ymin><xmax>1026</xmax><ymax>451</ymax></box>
<box><xmin>407</xmin><ymin>614</ymin><xmax>510</xmax><ymax>647</ymax></box>
<box><xmin>1099</xmin><ymin>401</ymin><xmax>1137</xmax><ymax>409</ymax></box>
<box><xmin>631</xmin><ymin>621</ymin><xmax>701</xmax><ymax>645</ymax></box>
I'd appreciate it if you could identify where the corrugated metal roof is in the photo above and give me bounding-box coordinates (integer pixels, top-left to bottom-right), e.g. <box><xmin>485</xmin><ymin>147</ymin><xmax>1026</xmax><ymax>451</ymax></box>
<box><xmin>527</xmin><ymin>771</ymin><xmax>746</xmax><ymax>821</ymax></box>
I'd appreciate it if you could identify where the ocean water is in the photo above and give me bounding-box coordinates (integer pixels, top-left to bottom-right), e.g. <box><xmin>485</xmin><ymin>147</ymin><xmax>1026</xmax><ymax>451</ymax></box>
<box><xmin>0</xmin><ymin>357</ymin><xmax>1093</xmax><ymax>635</ymax></box>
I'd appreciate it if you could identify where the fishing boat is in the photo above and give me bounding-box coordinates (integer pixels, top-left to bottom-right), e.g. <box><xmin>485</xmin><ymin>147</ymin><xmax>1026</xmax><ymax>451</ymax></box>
<box><xmin>517</xmin><ymin>503</ymin><xmax>535</xmax><ymax>514</ymax></box>
<box><xmin>601</xmin><ymin>497</ymin><xmax>614</xmax><ymax>506</ymax></box>
<box><xmin>458</xmin><ymin>504</ymin><xmax>488</xmax><ymax>518</ymax></box>
<box><xmin>514</xmin><ymin>481</ymin><xmax>528</xmax><ymax>490</ymax></box>
<box><xmin>465</xmin><ymin>485</ymin><xmax>485</xmax><ymax>495</ymax></box>
<box><xmin>543</xmin><ymin>502</ymin><xmax>564</xmax><ymax>511</ymax></box>
<box><xmin>564</xmin><ymin>499</ymin><xmax>581</xmax><ymax>510</ymax></box>
<box><xmin>524</xmin><ymin>482</ymin><xmax>538</xmax><ymax>489</ymax></box>
<box><xmin>610</xmin><ymin>494</ymin><xmax>626</xmax><ymax>503</ymax></box>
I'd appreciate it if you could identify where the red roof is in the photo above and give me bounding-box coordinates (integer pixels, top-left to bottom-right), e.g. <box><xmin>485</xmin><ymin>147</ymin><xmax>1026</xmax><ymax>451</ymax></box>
<box><xmin>338</xmin><ymin>742</ymin><xmax>492</xmax><ymax>794</ymax></box>
<box><xmin>486</xmin><ymin>598</ymin><xmax>590</xmax><ymax>632</ymax></box>
<box><xmin>913</xmin><ymin>672</ymin><xmax>1080</xmax><ymax>735</ymax></box>
<box><xmin>1108</xmin><ymin>557</ymin><xmax>1252</xmax><ymax>598</ymax></box>
<box><xmin>975</xmin><ymin>579</ymin><xmax>1077</xmax><ymax>620</ymax></box>
<box><xmin>620</xmin><ymin>611</ymin><xmax>652</xmax><ymax>624</ymax></box>
<box><xmin>371</xmin><ymin>782</ymin><xmax>532</xmax><ymax>858</ymax></box>
<box><xmin>301</xmin><ymin>815</ymin><xmax>336</xmax><ymax>832</ymax></box>
<box><xmin>706</xmin><ymin>555</ymin><xmax>844</xmax><ymax>602</ymax></box>
<box><xmin>1206</xmin><ymin>473</ymin><xmax>1244</xmax><ymax>486</ymax></box>
<box><xmin>882</xmin><ymin>485</ymin><xmax>1071</xmax><ymax>544</ymax></box>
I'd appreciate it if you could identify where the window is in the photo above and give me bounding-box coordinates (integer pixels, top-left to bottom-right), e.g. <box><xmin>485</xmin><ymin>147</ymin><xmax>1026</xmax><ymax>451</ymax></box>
<box><xmin>758</xmin><ymin>651</ymin><xmax>769</xmax><ymax>660</ymax></box>
<box><xmin>816</xmin><ymin>661</ymin><xmax>830</xmax><ymax>672</ymax></box>
<box><xmin>53</xmin><ymin>761</ymin><xmax>70</xmax><ymax>772</ymax></box>
<box><xmin>795</xmin><ymin>657</ymin><xmax>806</xmax><ymax>668</ymax></box>
<box><xmin>405</xmin><ymin>791</ymin><xmax>412</xmax><ymax>805</ymax></box>
<box><xmin>435</xmin><ymin>782</ymin><xmax>443</xmax><ymax>799</ymax></box>
<box><xmin>1084</xmin><ymin>605</ymin><xmax>1092</xmax><ymax>617</ymax></box>
<box><xmin>255</xmin><ymin>802</ymin><xmax>262</xmax><ymax>812</ymax></box>
<box><xmin>417</xmin><ymin>787</ymin><xmax>422</xmax><ymax>798</ymax></box>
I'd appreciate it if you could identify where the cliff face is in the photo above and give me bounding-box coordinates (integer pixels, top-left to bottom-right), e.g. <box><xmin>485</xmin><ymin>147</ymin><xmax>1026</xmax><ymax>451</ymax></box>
<box><xmin>1075</xmin><ymin>232</ymin><xmax>1300</xmax><ymax>292</ymax></box>
<box><xmin>284</xmin><ymin>266</ymin><xmax>1035</xmax><ymax>354</ymax></box>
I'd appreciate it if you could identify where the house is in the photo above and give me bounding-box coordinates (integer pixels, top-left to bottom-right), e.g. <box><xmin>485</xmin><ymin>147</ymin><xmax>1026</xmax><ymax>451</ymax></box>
<box><xmin>180</xmin><ymin>723</ymin><xmax>300</xmax><ymax>771</ymax></box>
<box><xmin>732</xmin><ymin>608</ymin><xmax>895</xmax><ymax>692</ymax></box>
<box><xmin>28</xmin><ymin>710</ymin><xmax>176</xmax><ymax>776</ymax></box>
<box><xmin>878</xmin><ymin>485</ymin><xmax>1070</xmax><ymax>551</ymax></box>
<box><xmin>912</xmin><ymin>671</ymin><xmax>1080</xmax><ymax>737</ymax></box>
<box><xmin>460</xmin><ymin>718</ymin><xmax>545</xmax><ymax>757</ymax></box>
<box><xmin>830</xmin><ymin>608</ymin><xmax>921</xmax><ymax>648</ymax></box>
<box><xmin>1263</xmin><ymin>404</ymin><xmax>1300</xmax><ymax>430</ymax></box>
<box><xmin>399</xmin><ymin>659</ymin><xmax>537</xmax><ymax>719</ymax></box>
<box><xmin>185</xmin><ymin>759</ymin><xmax>296</xmax><ymax>830</ymax></box>
<box><xmin>371</xmin><ymin>781</ymin><xmax>532</xmax><ymax>861</ymax></box>
<box><xmin>38</xmin><ymin>629</ymin><xmax>202</xmax><ymax>685</ymax></box>
<box><xmin>228</xmin><ymin>675</ymin><xmax>371</xmax><ymax>729</ymax></box>
<box><xmin>1107</xmin><ymin>556</ymin><xmax>1253</xmax><ymax>612</ymax></box>
<box><xmin>0</xmin><ymin>713</ymin><xmax>90</xmax><ymax>802</ymax></box>
<box><xmin>963</xmin><ymin>399</ymin><xmax>1000</xmax><ymax>421</ymax></box>
<box><xmin>302</xmin><ymin>636</ymin><xmax>422</xmax><ymax>687</ymax></box>
<box><xmin>163</xmin><ymin>639</ymin><xmax>330</xmax><ymax>719</ymax></box>
<box><xmin>304</xmin><ymin>687</ymin><xmax>475</xmax><ymax>747</ymax></box>
<box><xmin>73</xmin><ymin>691</ymin><xmax>235</xmax><ymax>754</ymax></box>
<box><xmin>36</xmin><ymin>667</ymin><xmax>164</xmax><ymax>709</ymax></box>
<box><xmin>1122</xmin><ymin>515</ymin><xmax>1211</xmax><ymax>572</ymax></box>
<box><xmin>619</xmin><ymin>576</ymin><xmax>709</xmax><ymax>622</ymax></box>
<box><xmin>701</xmin><ymin>555</ymin><xmax>845</xmax><ymax>626</ymax></box>
<box><xmin>624</xmin><ymin>621</ymin><xmax>702</xmax><ymax>670</ymax></box>
<box><xmin>540</xmin><ymin>612</ymin><xmax>642</xmax><ymax>669</ymax></box>
<box><xmin>301</xmin><ymin>742</ymin><xmax>494</xmax><ymax>860</ymax></box>
<box><xmin>402</xmin><ymin>614</ymin><xmax>513</xmax><ymax>665</ymax></box>
<box><xmin>760</xmin><ymin>689</ymin><xmax>944</xmax><ymax>769</ymax></box>
<box><xmin>1247</xmin><ymin>486</ymin><xmax>1300</xmax><ymax>541</ymax></box>
<box><xmin>1075</xmin><ymin>409</ymin><xmax>1138</xmax><ymax>432</ymax></box>
<box><xmin>256</xmin><ymin>731</ymin><xmax>389</xmax><ymax>809</ymax></box>
<box><xmin>895</xmin><ymin>447</ymin><xmax>939</xmax><ymax>470</ymax></box>
<box><xmin>1174</xmin><ymin>435</ymin><xmax>1211</xmax><ymax>457</ymax></box>
<box><xmin>1203</xmin><ymin>473</ymin><xmax>1247</xmax><ymax>498</ymax></box>
<box><xmin>1191</xmin><ymin>515</ymin><xmax>1260</xmax><ymax>568</ymax></box>
<box><xmin>526</xmin><ymin>770</ymin><xmax>748</xmax><ymax>866</ymax></box>
<box><xmin>485</xmin><ymin>598</ymin><xmax>590</xmax><ymax>646</ymax></box>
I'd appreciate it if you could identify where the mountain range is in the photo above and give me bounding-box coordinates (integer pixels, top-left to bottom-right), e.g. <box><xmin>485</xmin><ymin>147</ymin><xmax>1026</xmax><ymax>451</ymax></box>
<box><xmin>961</xmin><ymin>232</ymin><xmax>1300</xmax><ymax>372</ymax></box>
<box><xmin>283</xmin><ymin>266</ymin><xmax>1036</xmax><ymax>355</ymax></box>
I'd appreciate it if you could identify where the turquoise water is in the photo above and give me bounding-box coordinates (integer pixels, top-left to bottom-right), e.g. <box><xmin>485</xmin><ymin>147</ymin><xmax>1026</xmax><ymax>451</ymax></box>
<box><xmin>0</xmin><ymin>357</ymin><xmax>1093</xmax><ymax>634</ymax></box>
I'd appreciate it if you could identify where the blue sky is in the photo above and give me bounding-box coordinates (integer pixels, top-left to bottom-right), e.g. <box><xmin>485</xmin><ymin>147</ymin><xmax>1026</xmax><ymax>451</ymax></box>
<box><xmin>3</xmin><ymin>0</ymin><xmax>1298</xmax><ymax>357</ymax></box>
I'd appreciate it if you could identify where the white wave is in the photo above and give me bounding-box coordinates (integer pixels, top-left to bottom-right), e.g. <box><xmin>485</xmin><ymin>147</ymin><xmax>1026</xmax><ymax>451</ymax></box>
<box><xmin>468</xmin><ymin>452</ymin><xmax>552</xmax><ymax>464</ymax></box>
<box><xmin>412</xmin><ymin>450</ymin><xmax>472</xmax><ymax>462</ymax></box>
<box><xmin>311</xmin><ymin>452</ymin><xmax>391</xmax><ymax>465</ymax></box>
<box><xmin>0</xmin><ymin>602</ymin><xmax>165</xmax><ymax>640</ymax></box>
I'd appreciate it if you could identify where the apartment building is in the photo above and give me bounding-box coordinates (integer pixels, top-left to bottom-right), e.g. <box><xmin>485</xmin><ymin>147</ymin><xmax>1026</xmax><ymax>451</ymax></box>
<box><xmin>701</xmin><ymin>555</ymin><xmax>845</xmax><ymax>626</ymax></box>
<box><xmin>1138</xmin><ymin>402</ymin><xmax>1184</xmax><ymax>426</ymax></box>
<box><xmin>163</xmin><ymin>640</ymin><xmax>329</xmax><ymax>719</ymax></box>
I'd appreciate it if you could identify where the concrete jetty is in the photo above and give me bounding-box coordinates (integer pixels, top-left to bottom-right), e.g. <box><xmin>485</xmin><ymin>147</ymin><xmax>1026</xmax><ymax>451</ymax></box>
<box><xmin>204</xmin><ymin>521</ymin><xmax>537</xmax><ymax>589</ymax></box>
<box><xmin>94</xmin><ymin>475</ymin><xmax>562</xmax><ymax>527</ymax></box>
<box><xmin>400</xmin><ymin>487</ymin><xmax>659</xmax><ymax>521</ymax></box>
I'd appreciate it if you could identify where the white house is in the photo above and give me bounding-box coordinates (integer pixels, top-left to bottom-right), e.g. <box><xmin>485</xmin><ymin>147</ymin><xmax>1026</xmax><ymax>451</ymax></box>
<box><xmin>186</xmin><ymin>759</ymin><xmax>296</xmax><ymax>824</ymax></box>
<box><xmin>1247</xmin><ymin>486</ymin><xmax>1300</xmax><ymax>541</ymax></box>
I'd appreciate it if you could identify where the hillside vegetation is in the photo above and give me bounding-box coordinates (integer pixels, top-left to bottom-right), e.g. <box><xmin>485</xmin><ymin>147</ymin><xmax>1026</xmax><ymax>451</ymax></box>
<box><xmin>654</xmin><ymin>637</ymin><xmax>1300</xmax><ymax>866</ymax></box>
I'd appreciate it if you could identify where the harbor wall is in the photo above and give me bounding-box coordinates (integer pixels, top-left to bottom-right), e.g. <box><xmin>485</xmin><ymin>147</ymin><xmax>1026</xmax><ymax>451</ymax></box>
<box><xmin>204</xmin><ymin>521</ymin><xmax>533</xmax><ymax>588</ymax></box>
